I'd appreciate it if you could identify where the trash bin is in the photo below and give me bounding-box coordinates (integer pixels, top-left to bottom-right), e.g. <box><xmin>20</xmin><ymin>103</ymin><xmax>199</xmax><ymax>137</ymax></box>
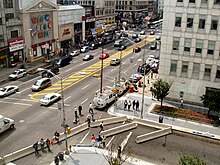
<box><xmin>59</xmin><ymin>152</ymin><xmax>64</xmax><ymax>161</ymax></box>
<box><xmin>159</xmin><ymin>116</ymin><xmax>164</xmax><ymax>123</ymax></box>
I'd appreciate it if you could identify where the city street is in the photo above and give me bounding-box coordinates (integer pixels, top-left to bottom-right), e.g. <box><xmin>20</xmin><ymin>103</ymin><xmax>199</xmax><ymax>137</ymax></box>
<box><xmin>0</xmin><ymin>37</ymin><xmax>158</xmax><ymax>156</ymax></box>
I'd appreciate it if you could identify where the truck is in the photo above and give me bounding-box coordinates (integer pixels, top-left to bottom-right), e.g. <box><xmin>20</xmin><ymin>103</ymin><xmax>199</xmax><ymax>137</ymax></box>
<box><xmin>113</xmin><ymin>78</ymin><xmax>130</xmax><ymax>96</ymax></box>
<box><xmin>0</xmin><ymin>115</ymin><xmax>15</xmax><ymax>134</ymax></box>
<box><xmin>93</xmin><ymin>86</ymin><xmax>115</xmax><ymax>109</ymax></box>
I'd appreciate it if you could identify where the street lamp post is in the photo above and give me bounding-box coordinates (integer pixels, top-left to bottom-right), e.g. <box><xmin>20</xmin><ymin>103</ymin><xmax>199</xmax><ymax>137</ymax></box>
<box><xmin>37</xmin><ymin>68</ymin><xmax>69</xmax><ymax>155</ymax></box>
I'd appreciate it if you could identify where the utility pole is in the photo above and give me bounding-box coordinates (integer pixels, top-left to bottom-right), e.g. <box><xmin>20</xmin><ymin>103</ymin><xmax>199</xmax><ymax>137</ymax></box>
<box><xmin>100</xmin><ymin>46</ymin><xmax>104</xmax><ymax>94</ymax></box>
<box><xmin>118</xmin><ymin>48</ymin><xmax>123</xmax><ymax>82</ymax></box>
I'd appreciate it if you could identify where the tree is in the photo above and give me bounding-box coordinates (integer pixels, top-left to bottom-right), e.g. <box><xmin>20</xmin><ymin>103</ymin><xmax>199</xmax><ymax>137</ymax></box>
<box><xmin>179</xmin><ymin>155</ymin><xmax>207</xmax><ymax>165</ymax></box>
<box><xmin>200</xmin><ymin>88</ymin><xmax>220</xmax><ymax>115</ymax></box>
<box><xmin>150</xmin><ymin>79</ymin><xmax>172</xmax><ymax>108</ymax></box>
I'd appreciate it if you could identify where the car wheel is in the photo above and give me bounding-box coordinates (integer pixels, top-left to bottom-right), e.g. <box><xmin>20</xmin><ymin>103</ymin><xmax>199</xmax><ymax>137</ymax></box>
<box><xmin>10</xmin><ymin>124</ymin><xmax>15</xmax><ymax>129</ymax></box>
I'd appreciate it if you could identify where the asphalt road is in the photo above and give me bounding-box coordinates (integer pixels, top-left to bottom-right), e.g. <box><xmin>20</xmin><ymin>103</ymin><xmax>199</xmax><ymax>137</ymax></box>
<box><xmin>0</xmin><ymin>35</ymin><xmax>158</xmax><ymax>156</ymax></box>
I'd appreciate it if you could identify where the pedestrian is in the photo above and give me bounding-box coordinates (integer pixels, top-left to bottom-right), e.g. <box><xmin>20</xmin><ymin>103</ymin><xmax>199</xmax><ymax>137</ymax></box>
<box><xmin>180</xmin><ymin>99</ymin><xmax>183</xmax><ymax>108</ymax></box>
<box><xmin>89</xmin><ymin>102</ymin><xmax>94</xmax><ymax>114</ymax></box>
<box><xmin>86</xmin><ymin>115</ymin><xmax>91</xmax><ymax>127</ymax></box>
<box><xmin>102</xmin><ymin>136</ymin><xmax>106</xmax><ymax>148</ymax></box>
<box><xmin>117</xmin><ymin>146</ymin><xmax>122</xmax><ymax>159</ymax></box>
<box><xmin>54</xmin><ymin>131</ymin><xmax>60</xmax><ymax>144</ymax></box>
<box><xmin>124</xmin><ymin>100</ymin><xmax>128</xmax><ymax>111</ymax></box>
<box><xmin>135</xmin><ymin>100</ymin><xmax>139</xmax><ymax>111</ymax></box>
<box><xmin>73</xmin><ymin>106</ymin><xmax>78</xmax><ymax>124</ymax></box>
<box><xmin>147</xmin><ymin>76</ymin><xmax>150</xmax><ymax>84</ymax></box>
<box><xmin>46</xmin><ymin>138</ymin><xmax>51</xmax><ymax>152</ymax></box>
<box><xmin>99</xmin><ymin>121</ymin><xmax>104</xmax><ymax>133</ymax></box>
<box><xmin>40</xmin><ymin>138</ymin><xmax>45</xmax><ymax>152</ymax></box>
<box><xmin>33</xmin><ymin>141</ymin><xmax>40</xmax><ymax>156</ymax></box>
<box><xmin>96</xmin><ymin>135</ymin><xmax>103</xmax><ymax>148</ymax></box>
<box><xmin>132</xmin><ymin>100</ymin><xmax>136</xmax><ymax>110</ymax></box>
<box><xmin>78</xmin><ymin>105</ymin><xmax>83</xmax><ymax>116</ymax></box>
<box><xmin>128</xmin><ymin>100</ymin><xmax>131</xmax><ymax>111</ymax></box>
<box><xmin>91</xmin><ymin>113</ymin><xmax>95</xmax><ymax>122</ymax></box>
<box><xmin>151</xmin><ymin>72</ymin><xmax>153</xmax><ymax>79</ymax></box>
<box><xmin>91</xmin><ymin>134</ymin><xmax>96</xmax><ymax>146</ymax></box>
<box><xmin>54</xmin><ymin>156</ymin><xmax>59</xmax><ymax>165</ymax></box>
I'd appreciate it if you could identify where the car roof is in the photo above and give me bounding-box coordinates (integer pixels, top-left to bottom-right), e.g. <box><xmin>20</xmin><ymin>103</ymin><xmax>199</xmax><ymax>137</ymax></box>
<box><xmin>37</xmin><ymin>78</ymin><xmax>50</xmax><ymax>82</ymax></box>
<box><xmin>44</xmin><ymin>93</ymin><xmax>58</xmax><ymax>97</ymax></box>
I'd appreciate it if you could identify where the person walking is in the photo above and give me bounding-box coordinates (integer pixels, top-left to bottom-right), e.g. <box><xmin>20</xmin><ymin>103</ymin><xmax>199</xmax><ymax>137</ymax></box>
<box><xmin>117</xmin><ymin>146</ymin><xmax>122</xmax><ymax>159</ymax></box>
<box><xmin>91</xmin><ymin>134</ymin><xmax>96</xmax><ymax>146</ymax></box>
<box><xmin>102</xmin><ymin>136</ymin><xmax>106</xmax><ymax>148</ymax></box>
<box><xmin>128</xmin><ymin>100</ymin><xmax>131</xmax><ymax>111</ymax></box>
<box><xmin>54</xmin><ymin>131</ymin><xmax>60</xmax><ymax>144</ymax></box>
<box><xmin>132</xmin><ymin>100</ymin><xmax>136</xmax><ymax>110</ymax></box>
<box><xmin>99</xmin><ymin>121</ymin><xmax>104</xmax><ymax>133</ymax></box>
<box><xmin>96</xmin><ymin>135</ymin><xmax>103</xmax><ymax>148</ymax></box>
<box><xmin>147</xmin><ymin>76</ymin><xmax>150</xmax><ymax>84</ymax></box>
<box><xmin>89</xmin><ymin>102</ymin><xmax>94</xmax><ymax>114</ymax></box>
<box><xmin>46</xmin><ymin>138</ymin><xmax>51</xmax><ymax>152</ymax></box>
<box><xmin>124</xmin><ymin>100</ymin><xmax>128</xmax><ymax>111</ymax></box>
<box><xmin>86</xmin><ymin>115</ymin><xmax>91</xmax><ymax>127</ymax></box>
<box><xmin>54</xmin><ymin>156</ymin><xmax>59</xmax><ymax>165</ymax></box>
<box><xmin>180</xmin><ymin>99</ymin><xmax>183</xmax><ymax>108</ymax></box>
<box><xmin>40</xmin><ymin>138</ymin><xmax>45</xmax><ymax>152</ymax></box>
<box><xmin>33</xmin><ymin>141</ymin><xmax>40</xmax><ymax>156</ymax></box>
<box><xmin>73</xmin><ymin>106</ymin><xmax>78</xmax><ymax>124</ymax></box>
<box><xmin>78</xmin><ymin>105</ymin><xmax>83</xmax><ymax>116</ymax></box>
<box><xmin>135</xmin><ymin>100</ymin><xmax>139</xmax><ymax>111</ymax></box>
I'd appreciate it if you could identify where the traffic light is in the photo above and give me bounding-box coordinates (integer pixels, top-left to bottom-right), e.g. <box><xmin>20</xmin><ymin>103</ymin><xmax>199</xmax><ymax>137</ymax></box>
<box><xmin>67</xmin><ymin>127</ymin><xmax>71</xmax><ymax>134</ymax></box>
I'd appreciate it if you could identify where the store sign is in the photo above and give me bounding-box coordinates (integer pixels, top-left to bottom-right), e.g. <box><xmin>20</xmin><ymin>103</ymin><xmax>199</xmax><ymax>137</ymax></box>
<box><xmin>8</xmin><ymin>38</ymin><xmax>24</xmax><ymax>52</ymax></box>
<box><xmin>86</xmin><ymin>18</ymin><xmax>95</xmax><ymax>23</ymax></box>
<box><xmin>63</xmin><ymin>29</ymin><xmax>70</xmax><ymax>36</ymax></box>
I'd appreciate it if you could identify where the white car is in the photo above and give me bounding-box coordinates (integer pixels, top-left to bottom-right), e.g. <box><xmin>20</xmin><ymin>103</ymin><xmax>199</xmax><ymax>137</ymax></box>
<box><xmin>39</xmin><ymin>93</ymin><xmax>61</xmax><ymax>106</ymax></box>
<box><xmin>0</xmin><ymin>85</ymin><xmax>19</xmax><ymax>97</ymax></box>
<box><xmin>140</xmin><ymin>30</ymin><xmax>145</xmax><ymax>35</ymax></box>
<box><xmin>9</xmin><ymin>69</ymin><xmax>27</xmax><ymax>80</ymax></box>
<box><xmin>70</xmin><ymin>50</ymin><xmax>80</xmax><ymax>57</ymax></box>
<box><xmin>80</xmin><ymin>46</ymin><xmax>89</xmax><ymax>53</ymax></box>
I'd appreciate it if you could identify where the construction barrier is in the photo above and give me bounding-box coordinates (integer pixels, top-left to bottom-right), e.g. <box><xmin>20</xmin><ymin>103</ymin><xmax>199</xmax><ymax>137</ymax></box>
<box><xmin>90</xmin><ymin>116</ymin><xmax>128</xmax><ymax>128</ymax></box>
<box><xmin>135</xmin><ymin>128</ymin><xmax>172</xmax><ymax>144</ymax></box>
<box><xmin>100</xmin><ymin>123</ymin><xmax>138</xmax><ymax>137</ymax></box>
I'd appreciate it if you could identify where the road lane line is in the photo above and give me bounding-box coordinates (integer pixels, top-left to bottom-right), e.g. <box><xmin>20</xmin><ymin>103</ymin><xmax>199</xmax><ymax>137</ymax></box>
<box><xmin>99</xmin><ymin>114</ymin><xmax>103</xmax><ymax>119</ymax></box>
<box><xmin>82</xmin><ymin>84</ymin><xmax>90</xmax><ymax>90</ymax></box>
<box><xmin>120</xmin><ymin>132</ymin><xmax>132</xmax><ymax>151</ymax></box>
<box><xmin>110</xmin><ymin>69</ymin><xmax>115</xmax><ymax>72</ymax></box>
<box><xmin>106</xmin><ymin>136</ymin><xmax>114</xmax><ymax>148</ymax></box>
<box><xmin>122</xmin><ymin>62</ymin><xmax>125</xmax><ymax>65</ymax></box>
<box><xmin>64</xmin><ymin>96</ymin><xmax>71</xmax><ymax>101</ymax></box>
<box><xmin>134</xmin><ymin>63</ymin><xmax>137</xmax><ymax>67</ymax></box>
<box><xmin>65</xmin><ymin>68</ymin><xmax>73</xmax><ymax>73</ymax></box>
<box><xmin>80</xmin><ymin>131</ymin><xmax>90</xmax><ymax>144</ymax></box>
<box><xmin>48</xmin><ymin>107</ymin><xmax>57</xmax><ymax>110</ymax></box>
<box><xmin>124</xmin><ymin>70</ymin><xmax>128</xmax><ymax>73</ymax></box>
<box><xmin>81</xmin><ymin>98</ymin><xmax>88</xmax><ymax>104</ymax></box>
<box><xmin>0</xmin><ymin>100</ymin><xmax>12</xmax><ymax>104</ymax></box>
<box><xmin>13</xmin><ymin>102</ymin><xmax>32</xmax><ymax>106</ymax></box>
<box><xmin>19</xmin><ymin>88</ymin><xmax>30</xmax><ymax>93</ymax></box>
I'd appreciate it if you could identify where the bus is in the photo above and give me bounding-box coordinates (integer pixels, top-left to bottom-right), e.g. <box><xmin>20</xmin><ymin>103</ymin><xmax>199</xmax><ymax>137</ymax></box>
<box><xmin>149</xmin><ymin>19</ymin><xmax>163</xmax><ymax>29</ymax></box>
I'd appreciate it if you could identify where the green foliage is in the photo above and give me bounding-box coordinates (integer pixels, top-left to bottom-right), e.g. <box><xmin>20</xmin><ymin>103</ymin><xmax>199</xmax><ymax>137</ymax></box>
<box><xmin>200</xmin><ymin>89</ymin><xmax>220</xmax><ymax>115</ymax></box>
<box><xmin>150</xmin><ymin>79</ymin><xmax>172</xmax><ymax>108</ymax></box>
<box><xmin>179</xmin><ymin>155</ymin><xmax>207</xmax><ymax>165</ymax></box>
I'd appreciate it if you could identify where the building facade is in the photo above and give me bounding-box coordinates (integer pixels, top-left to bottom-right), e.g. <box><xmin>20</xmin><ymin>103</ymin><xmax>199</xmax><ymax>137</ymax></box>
<box><xmin>159</xmin><ymin>0</ymin><xmax>220</xmax><ymax>103</ymax></box>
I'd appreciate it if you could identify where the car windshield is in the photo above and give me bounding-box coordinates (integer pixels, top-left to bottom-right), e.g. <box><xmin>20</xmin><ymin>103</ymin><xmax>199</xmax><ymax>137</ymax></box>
<box><xmin>0</xmin><ymin>88</ymin><xmax>6</xmax><ymax>92</ymax></box>
<box><xmin>11</xmin><ymin>71</ymin><xmax>18</xmax><ymax>75</ymax></box>
<box><xmin>34</xmin><ymin>81</ymin><xmax>42</xmax><ymax>86</ymax></box>
<box><xmin>85</xmin><ymin>55</ymin><xmax>90</xmax><ymax>58</ymax></box>
<box><xmin>43</xmin><ymin>96</ymin><xmax>50</xmax><ymax>100</ymax></box>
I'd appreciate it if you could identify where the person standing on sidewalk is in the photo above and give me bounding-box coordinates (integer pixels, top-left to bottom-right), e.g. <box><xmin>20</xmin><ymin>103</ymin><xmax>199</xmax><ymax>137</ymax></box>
<box><xmin>180</xmin><ymin>99</ymin><xmax>184</xmax><ymax>108</ymax></box>
<box><xmin>33</xmin><ymin>141</ymin><xmax>40</xmax><ymax>156</ymax></box>
<box><xmin>89</xmin><ymin>102</ymin><xmax>94</xmax><ymax>114</ymax></box>
<box><xmin>40</xmin><ymin>138</ymin><xmax>45</xmax><ymax>152</ymax></box>
<box><xmin>91</xmin><ymin>134</ymin><xmax>96</xmax><ymax>146</ymax></box>
<box><xmin>46</xmin><ymin>138</ymin><xmax>51</xmax><ymax>152</ymax></box>
<box><xmin>132</xmin><ymin>100</ymin><xmax>136</xmax><ymax>110</ymax></box>
<box><xmin>128</xmin><ymin>101</ymin><xmax>131</xmax><ymax>111</ymax></box>
<box><xmin>124</xmin><ymin>100</ymin><xmax>128</xmax><ymax>111</ymax></box>
<box><xmin>135</xmin><ymin>100</ymin><xmax>139</xmax><ymax>111</ymax></box>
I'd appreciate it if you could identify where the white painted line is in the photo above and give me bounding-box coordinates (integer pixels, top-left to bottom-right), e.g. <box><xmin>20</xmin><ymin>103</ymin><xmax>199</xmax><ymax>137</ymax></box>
<box><xmin>99</xmin><ymin>114</ymin><xmax>103</xmax><ymax>119</ymax></box>
<box><xmin>19</xmin><ymin>88</ymin><xmax>30</xmax><ymax>93</ymax></box>
<box><xmin>5</xmin><ymin>97</ymin><xmax>38</xmax><ymax>103</ymax></box>
<box><xmin>122</xmin><ymin>62</ymin><xmax>125</xmax><ymax>65</ymax></box>
<box><xmin>18</xmin><ymin>76</ymin><xmax>40</xmax><ymax>87</ymax></box>
<box><xmin>13</xmin><ymin>102</ymin><xmax>32</xmax><ymax>106</ymax></box>
<box><xmin>134</xmin><ymin>63</ymin><xmax>137</xmax><ymax>67</ymax></box>
<box><xmin>48</xmin><ymin>107</ymin><xmax>57</xmax><ymax>110</ymax></box>
<box><xmin>121</xmin><ymin>132</ymin><xmax>133</xmax><ymax>151</ymax></box>
<box><xmin>124</xmin><ymin>70</ymin><xmax>128</xmax><ymax>73</ymax></box>
<box><xmin>65</xmin><ymin>104</ymin><xmax>71</xmax><ymax>107</ymax></box>
<box><xmin>80</xmin><ymin>62</ymin><xmax>86</xmax><ymax>66</ymax></box>
<box><xmin>80</xmin><ymin>131</ymin><xmax>90</xmax><ymax>144</ymax></box>
<box><xmin>65</xmin><ymin>68</ymin><xmax>73</xmax><ymax>73</ymax></box>
<box><xmin>81</xmin><ymin>98</ymin><xmax>88</xmax><ymax>104</ymax></box>
<box><xmin>106</xmin><ymin>136</ymin><xmax>114</xmax><ymax>148</ymax></box>
<box><xmin>82</xmin><ymin>84</ymin><xmax>90</xmax><ymax>90</ymax></box>
<box><xmin>64</xmin><ymin>96</ymin><xmax>71</xmax><ymax>101</ymax></box>
<box><xmin>123</xmin><ymin>121</ymin><xmax>126</xmax><ymax>124</ymax></box>
<box><xmin>0</xmin><ymin>100</ymin><xmax>12</xmax><ymax>104</ymax></box>
<box><xmin>110</xmin><ymin>69</ymin><xmax>115</xmax><ymax>72</ymax></box>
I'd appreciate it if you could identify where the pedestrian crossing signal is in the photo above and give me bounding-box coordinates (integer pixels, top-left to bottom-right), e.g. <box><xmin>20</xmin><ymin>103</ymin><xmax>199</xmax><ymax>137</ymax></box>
<box><xmin>67</xmin><ymin>127</ymin><xmax>71</xmax><ymax>134</ymax></box>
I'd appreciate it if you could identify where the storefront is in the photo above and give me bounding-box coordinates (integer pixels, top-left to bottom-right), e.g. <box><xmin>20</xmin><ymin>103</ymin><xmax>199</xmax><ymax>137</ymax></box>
<box><xmin>0</xmin><ymin>47</ymin><xmax>9</xmax><ymax>68</ymax></box>
<box><xmin>85</xmin><ymin>17</ymin><xmax>96</xmax><ymax>41</ymax></box>
<box><xmin>96</xmin><ymin>20</ymin><xmax>104</xmax><ymax>37</ymax></box>
<box><xmin>59</xmin><ymin>24</ymin><xmax>73</xmax><ymax>54</ymax></box>
<box><xmin>74</xmin><ymin>23</ymin><xmax>83</xmax><ymax>44</ymax></box>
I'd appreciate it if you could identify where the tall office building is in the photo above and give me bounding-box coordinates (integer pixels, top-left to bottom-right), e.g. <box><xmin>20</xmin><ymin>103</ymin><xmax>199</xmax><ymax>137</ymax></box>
<box><xmin>159</xmin><ymin>0</ymin><xmax>220</xmax><ymax>104</ymax></box>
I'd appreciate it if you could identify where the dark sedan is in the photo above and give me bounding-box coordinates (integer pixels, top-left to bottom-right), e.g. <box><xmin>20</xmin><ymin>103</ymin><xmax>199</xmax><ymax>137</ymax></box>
<box><xmin>110</xmin><ymin>58</ymin><xmax>121</xmax><ymax>66</ymax></box>
<box><xmin>134</xmin><ymin>38</ymin><xmax>141</xmax><ymax>43</ymax></box>
<box><xmin>118</xmin><ymin>45</ymin><xmax>127</xmax><ymax>51</ymax></box>
<box><xmin>83</xmin><ymin>54</ymin><xmax>94</xmax><ymax>61</ymax></box>
<box><xmin>133</xmin><ymin>47</ymin><xmax>141</xmax><ymax>53</ymax></box>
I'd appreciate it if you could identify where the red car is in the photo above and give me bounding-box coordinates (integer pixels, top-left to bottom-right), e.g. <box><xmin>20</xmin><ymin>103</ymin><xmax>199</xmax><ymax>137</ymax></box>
<box><xmin>99</xmin><ymin>52</ymin><xmax>110</xmax><ymax>59</ymax></box>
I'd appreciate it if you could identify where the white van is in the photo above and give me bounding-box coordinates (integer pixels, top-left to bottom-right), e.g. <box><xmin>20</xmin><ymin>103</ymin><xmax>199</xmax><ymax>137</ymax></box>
<box><xmin>32</xmin><ymin>78</ymin><xmax>51</xmax><ymax>91</ymax></box>
<box><xmin>0</xmin><ymin>115</ymin><xmax>15</xmax><ymax>134</ymax></box>
<box><xmin>93</xmin><ymin>86</ymin><xmax>115</xmax><ymax>109</ymax></box>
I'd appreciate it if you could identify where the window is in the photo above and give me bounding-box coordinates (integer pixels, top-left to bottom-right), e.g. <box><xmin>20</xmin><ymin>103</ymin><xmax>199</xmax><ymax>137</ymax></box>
<box><xmin>187</xmin><ymin>17</ymin><xmax>193</xmax><ymax>28</ymax></box>
<box><xmin>211</xmin><ymin>20</ymin><xmax>218</xmax><ymax>30</ymax></box>
<box><xmin>196</xmin><ymin>42</ymin><xmax>203</xmax><ymax>54</ymax></box>
<box><xmin>189</xmin><ymin>0</ymin><xmax>195</xmax><ymax>3</ymax></box>
<box><xmin>11</xmin><ymin>30</ymin><xmax>18</xmax><ymax>38</ymax></box>
<box><xmin>5</xmin><ymin>13</ymin><xmax>14</xmax><ymax>22</ymax></box>
<box><xmin>214</xmin><ymin>0</ymin><xmax>220</xmax><ymax>4</ymax></box>
<box><xmin>192</xmin><ymin>63</ymin><xmax>200</xmax><ymax>79</ymax></box>
<box><xmin>199</xmin><ymin>19</ymin><xmax>205</xmax><ymax>29</ymax></box>
<box><xmin>0</xmin><ymin>18</ymin><xmax>2</xmax><ymax>25</ymax></box>
<box><xmin>92</xmin><ymin>1</ymin><xmax>95</xmax><ymax>5</ymax></box>
<box><xmin>216</xmin><ymin>66</ymin><xmax>220</xmax><ymax>79</ymax></box>
<box><xmin>204</xmin><ymin>65</ymin><xmax>211</xmax><ymax>80</ymax></box>
<box><xmin>173</xmin><ymin>38</ymin><xmax>179</xmax><ymax>50</ymax></box>
<box><xmin>130</xmin><ymin>1</ymin><xmax>132</xmax><ymax>5</ymax></box>
<box><xmin>184</xmin><ymin>39</ymin><xmax>191</xmax><ymax>52</ymax></box>
<box><xmin>181</xmin><ymin>62</ymin><xmax>188</xmax><ymax>77</ymax></box>
<box><xmin>3</xmin><ymin>0</ymin><xmax>13</xmax><ymax>8</ymax></box>
<box><xmin>201</xmin><ymin>0</ymin><xmax>208</xmax><ymax>3</ymax></box>
<box><xmin>175</xmin><ymin>17</ymin><xmax>181</xmax><ymax>27</ymax></box>
<box><xmin>177</xmin><ymin>0</ymin><xmax>183</xmax><ymax>2</ymax></box>
<box><xmin>170</xmin><ymin>60</ymin><xmax>177</xmax><ymax>75</ymax></box>
<box><xmin>207</xmin><ymin>41</ymin><xmax>215</xmax><ymax>55</ymax></box>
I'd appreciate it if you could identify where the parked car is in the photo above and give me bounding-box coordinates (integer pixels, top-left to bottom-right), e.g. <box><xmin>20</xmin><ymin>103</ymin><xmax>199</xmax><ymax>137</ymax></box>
<box><xmin>0</xmin><ymin>85</ymin><xmax>19</xmax><ymax>97</ymax></box>
<box><xmin>9</xmin><ymin>69</ymin><xmax>27</xmax><ymax>80</ymax></box>
<box><xmin>133</xmin><ymin>47</ymin><xmax>141</xmax><ymax>53</ymax></box>
<box><xmin>114</xmin><ymin>40</ymin><xmax>123</xmax><ymax>47</ymax></box>
<box><xmin>39</xmin><ymin>93</ymin><xmax>61</xmax><ymax>106</ymax></box>
<box><xmin>132</xmin><ymin>34</ymin><xmax>138</xmax><ymax>39</ymax></box>
<box><xmin>140</xmin><ymin>30</ymin><xmax>145</xmax><ymax>35</ymax></box>
<box><xmin>54</xmin><ymin>55</ymin><xmax>72</xmax><ymax>67</ymax></box>
<box><xmin>110</xmin><ymin>58</ymin><xmax>121</xmax><ymax>66</ymax></box>
<box><xmin>156</xmin><ymin>36</ymin><xmax>161</xmax><ymax>40</ymax></box>
<box><xmin>70</xmin><ymin>50</ymin><xmax>80</xmax><ymax>57</ymax></box>
<box><xmin>89</xmin><ymin>43</ymin><xmax>98</xmax><ymax>50</ymax></box>
<box><xmin>122</xmin><ymin>33</ymin><xmax>128</xmax><ymax>37</ymax></box>
<box><xmin>118</xmin><ymin>45</ymin><xmax>127</xmax><ymax>51</ymax></box>
<box><xmin>80</xmin><ymin>46</ymin><xmax>89</xmax><ymax>53</ymax></box>
<box><xmin>150</xmin><ymin>31</ymin><xmax>155</xmax><ymax>35</ymax></box>
<box><xmin>32</xmin><ymin>78</ymin><xmax>51</xmax><ymax>91</ymax></box>
<box><xmin>99</xmin><ymin>52</ymin><xmax>110</xmax><ymax>59</ymax></box>
<box><xmin>83</xmin><ymin>54</ymin><xmax>94</xmax><ymax>61</ymax></box>
<box><xmin>134</xmin><ymin>38</ymin><xmax>141</xmax><ymax>43</ymax></box>
<box><xmin>150</xmin><ymin>42</ymin><xmax>157</xmax><ymax>50</ymax></box>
